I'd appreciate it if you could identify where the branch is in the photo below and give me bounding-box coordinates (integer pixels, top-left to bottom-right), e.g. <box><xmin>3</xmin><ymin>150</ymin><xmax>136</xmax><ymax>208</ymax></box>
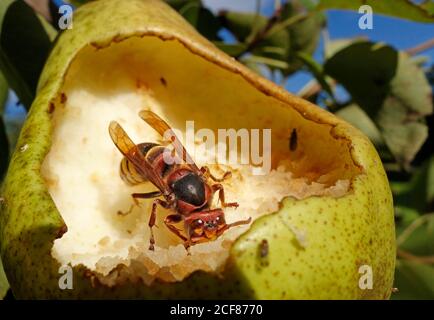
<box><xmin>234</xmin><ymin>5</ymin><xmax>284</xmax><ymax>59</ymax></box>
<box><xmin>396</xmin><ymin>213</ymin><xmax>434</xmax><ymax>246</ymax></box>
<box><xmin>406</xmin><ymin>38</ymin><xmax>434</xmax><ymax>56</ymax></box>
<box><xmin>397</xmin><ymin>249</ymin><xmax>434</xmax><ymax>265</ymax></box>
<box><xmin>24</xmin><ymin>0</ymin><xmax>51</xmax><ymax>22</ymax></box>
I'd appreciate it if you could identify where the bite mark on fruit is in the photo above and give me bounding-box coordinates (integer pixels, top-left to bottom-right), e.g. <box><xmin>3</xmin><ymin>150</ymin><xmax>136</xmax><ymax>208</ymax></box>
<box><xmin>279</xmin><ymin>215</ymin><xmax>308</xmax><ymax>249</ymax></box>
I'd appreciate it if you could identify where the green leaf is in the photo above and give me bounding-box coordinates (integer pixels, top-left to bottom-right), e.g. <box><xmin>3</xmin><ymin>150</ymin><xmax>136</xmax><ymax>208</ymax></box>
<box><xmin>318</xmin><ymin>0</ymin><xmax>434</xmax><ymax>23</ymax></box>
<box><xmin>378</xmin><ymin>111</ymin><xmax>428</xmax><ymax>168</ymax></box>
<box><xmin>393</xmin><ymin>260</ymin><xmax>434</xmax><ymax>299</ymax></box>
<box><xmin>388</xmin><ymin>53</ymin><xmax>433</xmax><ymax>117</ymax></box>
<box><xmin>394</xmin><ymin>206</ymin><xmax>421</xmax><ymax>229</ymax></box>
<box><xmin>0</xmin><ymin>0</ymin><xmax>57</xmax><ymax>109</ymax></box>
<box><xmin>279</xmin><ymin>0</ymin><xmax>324</xmax><ymax>75</ymax></box>
<box><xmin>246</xmin><ymin>55</ymin><xmax>289</xmax><ymax>69</ymax></box>
<box><xmin>219</xmin><ymin>11</ymin><xmax>291</xmax><ymax>62</ymax></box>
<box><xmin>392</xmin><ymin>156</ymin><xmax>434</xmax><ymax>212</ymax></box>
<box><xmin>324</xmin><ymin>38</ymin><xmax>363</xmax><ymax>60</ymax></box>
<box><xmin>0</xmin><ymin>255</ymin><xmax>9</xmax><ymax>300</ymax></box>
<box><xmin>421</xmin><ymin>1</ymin><xmax>434</xmax><ymax>15</ymax></box>
<box><xmin>219</xmin><ymin>11</ymin><xmax>265</xmax><ymax>43</ymax></box>
<box><xmin>240</xmin><ymin>58</ymin><xmax>263</xmax><ymax>75</ymax></box>
<box><xmin>180</xmin><ymin>4</ymin><xmax>220</xmax><ymax>40</ymax></box>
<box><xmin>397</xmin><ymin>213</ymin><xmax>434</xmax><ymax>256</ymax></box>
<box><xmin>165</xmin><ymin>0</ymin><xmax>201</xmax><ymax>11</ymax></box>
<box><xmin>214</xmin><ymin>41</ymin><xmax>247</xmax><ymax>57</ymax></box>
<box><xmin>377</xmin><ymin>53</ymin><xmax>432</xmax><ymax>166</ymax></box>
<box><xmin>324</xmin><ymin>42</ymin><xmax>398</xmax><ymax>115</ymax></box>
<box><xmin>324</xmin><ymin>41</ymin><xmax>433</xmax><ymax>166</ymax></box>
<box><xmin>335</xmin><ymin>104</ymin><xmax>384</xmax><ymax>148</ymax></box>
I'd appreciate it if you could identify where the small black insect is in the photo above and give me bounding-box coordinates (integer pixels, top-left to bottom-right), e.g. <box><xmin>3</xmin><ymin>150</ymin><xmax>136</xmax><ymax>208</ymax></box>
<box><xmin>160</xmin><ymin>77</ymin><xmax>167</xmax><ymax>87</ymax></box>
<box><xmin>259</xmin><ymin>239</ymin><xmax>269</xmax><ymax>258</ymax></box>
<box><xmin>256</xmin><ymin>239</ymin><xmax>270</xmax><ymax>268</ymax></box>
<box><xmin>289</xmin><ymin>129</ymin><xmax>298</xmax><ymax>152</ymax></box>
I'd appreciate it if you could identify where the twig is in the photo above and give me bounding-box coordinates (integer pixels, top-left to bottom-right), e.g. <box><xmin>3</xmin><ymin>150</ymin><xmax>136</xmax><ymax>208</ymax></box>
<box><xmin>406</xmin><ymin>38</ymin><xmax>434</xmax><ymax>56</ymax></box>
<box><xmin>24</xmin><ymin>0</ymin><xmax>52</xmax><ymax>21</ymax></box>
<box><xmin>274</xmin><ymin>0</ymin><xmax>282</xmax><ymax>11</ymax></box>
<box><xmin>265</xmin><ymin>12</ymin><xmax>310</xmax><ymax>38</ymax></box>
<box><xmin>298</xmin><ymin>78</ymin><xmax>337</xmax><ymax>101</ymax></box>
<box><xmin>396</xmin><ymin>213</ymin><xmax>434</xmax><ymax>247</ymax></box>
<box><xmin>235</xmin><ymin>5</ymin><xmax>284</xmax><ymax>58</ymax></box>
<box><xmin>298</xmin><ymin>79</ymin><xmax>322</xmax><ymax>99</ymax></box>
<box><xmin>397</xmin><ymin>249</ymin><xmax>434</xmax><ymax>265</ymax></box>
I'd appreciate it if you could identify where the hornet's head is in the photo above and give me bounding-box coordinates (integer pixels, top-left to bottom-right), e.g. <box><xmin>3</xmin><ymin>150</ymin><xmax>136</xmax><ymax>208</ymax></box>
<box><xmin>185</xmin><ymin>209</ymin><xmax>227</xmax><ymax>242</ymax></box>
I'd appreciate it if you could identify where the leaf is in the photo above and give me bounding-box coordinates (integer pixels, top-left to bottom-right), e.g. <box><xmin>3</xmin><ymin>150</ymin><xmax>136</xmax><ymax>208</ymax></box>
<box><xmin>180</xmin><ymin>4</ymin><xmax>220</xmax><ymax>40</ymax></box>
<box><xmin>336</xmin><ymin>104</ymin><xmax>384</xmax><ymax>148</ymax></box>
<box><xmin>279</xmin><ymin>0</ymin><xmax>324</xmax><ymax>75</ymax></box>
<box><xmin>391</xmin><ymin>156</ymin><xmax>434</xmax><ymax>212</ymax></box>
<box><xmin>240</xmin><ymin>58</ymin><xmax>263</xmax><ymax>75</ymax></box>
<box><xmin>324</xmin><ymin>38</ymin><xmax>364</xmax><ymax>60</ymax></box>
<box><xmin>165</xmin><ymin>0</ymin><xmax>200</xmax><ymax>11</ymax></box>
<box><xmin>398</xmin><ymin>214</ymin><xmax>434</xmax><ymax>256</ymax></box>
<box><xmin>219</xmin><ymin>11</ymin><xmax>265</xmax><ymax>43</ymax></box>
<box><xmin>393</xmin><ymin>260</ymin><xmax>434</xmax><ymax>299</ymax></box>
<box><xmin>214</xmin><ymin>41</ymin><xmax>247</xmax><ymax>57</ymax></box>
<box><xmin>219</xmin><ymin>11</ymin><xmax>291</xmax><ymax>62</ymax></box>
<box><xmin>0</xmin><ymin>0</ymin><xmax>57</xmax><ymax>109</ymax></box>
<box><xmin>422</xmin><ymin>1</ymin><xmax>434</xmax><ymax>15</ymax></box>
<box><xmin>246</xmin><ymin>55</ymin><xmax>289</xmax><ymax>69</ymax></box>
<box><xmin>0</xmin><ymin>255</ymin><xmax>9</xmax><ymax>300</ymax></box>
<box><xmin>318</xmin><ymin>0</ymin><xmax>434</xmax><ymax>23</ymax></box>
<box><xmin>377</xmin><ymin>53</ymin><xmax>433</xmax><ymax>166</ymax></box>
<box><xmin>382</xmin><ymin>119</ymin><xmax>428</xmax><ymax>167</ymax></box>
<box><xmin>394</xmin><ymin>206</ymin><xmax>421</xmax><ymax>230</ymax></box>
<box><xmin>324</xmin><ymin>41</ymin><xmax>433</xmax><ymax>166</ymax></box>
<box><xmin>324</xmin><ymin>42</ymin><xmax>398</xmax><ymax>115</ymax></box>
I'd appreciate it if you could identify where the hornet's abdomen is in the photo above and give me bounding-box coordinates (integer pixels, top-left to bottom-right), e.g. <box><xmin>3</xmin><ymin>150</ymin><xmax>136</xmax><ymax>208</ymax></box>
<box><xmin>119</xmin><ymin>142</ymin><xmax>159</xmax><ymax>185</ymax></box>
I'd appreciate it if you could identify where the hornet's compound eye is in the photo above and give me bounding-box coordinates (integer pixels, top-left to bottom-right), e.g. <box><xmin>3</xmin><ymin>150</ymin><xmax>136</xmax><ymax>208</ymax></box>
<box><xmin>215</xmin><ymin>215</ymin><xmax>226</xmax><ymax>225</ymax></box>
<box><xmin>191</xmin><ymin>219</ymin><xmax>204</xmax><ymax>235</ymax></box>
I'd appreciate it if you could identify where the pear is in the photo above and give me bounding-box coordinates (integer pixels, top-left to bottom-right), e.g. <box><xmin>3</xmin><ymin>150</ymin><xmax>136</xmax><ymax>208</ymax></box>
<box><xmin>0</xmin><ymin>0</ymin><xmax>395</xmax><ymax>299</ymax></box>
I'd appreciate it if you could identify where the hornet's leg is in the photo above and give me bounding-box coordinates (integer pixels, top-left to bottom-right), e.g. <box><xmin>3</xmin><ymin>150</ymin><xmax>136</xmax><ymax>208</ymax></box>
<box><xmin>164</xmin><ymin>214</ymin><xmax>188</xmax><ymax>242</ymax></box>
<box><xmin>148</xmin><ymin>199</ymin><xmax>171</xmax><ymax>251</ymax></box>
<box><xmin>117</xmin><ymin>191</ymin><xmax>162</xmax><ymax>216</ymax></box>
<box><xmin>201</xmin><ymin>166</ymin><xmax>232</xmax><ymax>182</ymax></box>
<box><xmin>163</xmin><ymin>215</ymin><xmax>194</xmax><ymax>255</ymax></box>
<box><xmin>212</xmin><ymin>184</ymin><xmax>239</xmax><ymax>208</ymax></box>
